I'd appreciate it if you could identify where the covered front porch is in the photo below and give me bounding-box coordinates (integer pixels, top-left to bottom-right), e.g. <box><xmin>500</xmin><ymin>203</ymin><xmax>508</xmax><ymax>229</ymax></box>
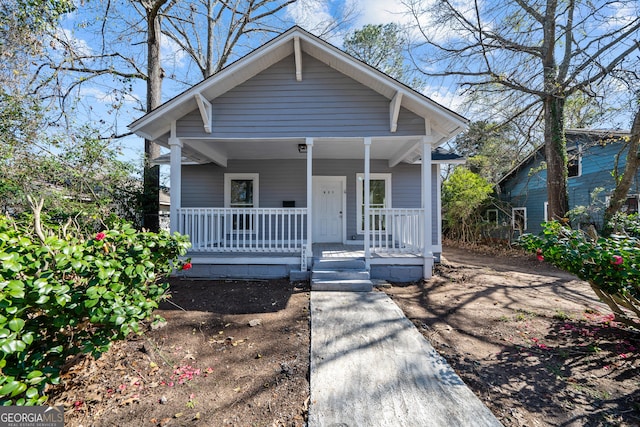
<box><xmin>168</xmin><ymin>136</ymin><xmax>438</xmax><ymax>279</ymax></box>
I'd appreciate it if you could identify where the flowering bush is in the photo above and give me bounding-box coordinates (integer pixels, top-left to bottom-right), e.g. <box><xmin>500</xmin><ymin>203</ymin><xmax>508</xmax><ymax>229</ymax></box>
<box><xmin>0</xmin><ymin>215</ymin><xmax>191</xmax><ymax>405</ymax></box>
<box><xmin>519</xmin><ymin>220</ymin><xmax>640</xmax><ymax>328</ymax></box>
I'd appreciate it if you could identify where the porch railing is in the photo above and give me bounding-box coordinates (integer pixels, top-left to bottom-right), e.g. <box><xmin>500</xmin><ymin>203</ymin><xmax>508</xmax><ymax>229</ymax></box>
<box><xmin>368</xmin><ymin>208</ymin><xmax>424</xmax><ymax>254</ymax></box>
<box><xmin>178</xmin><ymin>208</ymin><xmax>308</xmax><ymax>252</ymax></box>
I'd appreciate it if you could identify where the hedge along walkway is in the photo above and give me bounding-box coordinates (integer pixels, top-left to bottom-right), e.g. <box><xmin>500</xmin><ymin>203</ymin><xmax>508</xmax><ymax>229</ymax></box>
<box><xmin>308</xmin><ymin>291</ymin><xmax>503</xmax><ymax>427</ymax></box>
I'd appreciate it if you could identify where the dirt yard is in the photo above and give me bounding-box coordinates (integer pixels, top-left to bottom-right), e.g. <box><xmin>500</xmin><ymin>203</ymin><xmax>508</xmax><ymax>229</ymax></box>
<box><xmin>385</xmin><ymin>244</ymin><xmax>640</xmax><ymax>426</ymax></box>
<box><xmin>49</xmin><ymin>245</ymin><xmax>639</xmax><ymax>426</ymax></box>
<box><xmin>50</xmin><ymin>279</ymin><xmax>310</xmax><ymax>426</ymax></box>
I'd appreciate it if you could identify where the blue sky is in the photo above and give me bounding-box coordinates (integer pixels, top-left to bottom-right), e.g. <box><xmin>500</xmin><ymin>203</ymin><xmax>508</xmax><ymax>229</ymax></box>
<box><xmin>56</xmin><ymin>0</ymin><xmax>638</xmax><ymax>167</ymax></box>
<box><xmin>58</xmin><ymin>0</ymin><xmax>457</xmax><ymax>165</ymax></box>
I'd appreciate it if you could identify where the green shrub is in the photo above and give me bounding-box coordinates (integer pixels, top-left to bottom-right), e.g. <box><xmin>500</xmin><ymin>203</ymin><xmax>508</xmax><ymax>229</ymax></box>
<box><xmin>0</xmin><ymin>215</ymin><xmax>191</xmax><ymax>405</ymax></box>
<box><xmin>519</xmin><ymin>220</ymin><xmax>640</xmax><ymax>328</ymax></box>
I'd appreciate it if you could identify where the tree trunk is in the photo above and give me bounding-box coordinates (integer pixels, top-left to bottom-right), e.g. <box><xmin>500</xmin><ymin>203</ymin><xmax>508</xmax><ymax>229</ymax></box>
<box><xmin>205</xmin><ymin>0</ymin><xmax>214</xmax><ymax>78</ymax></box>
<box><xmin>602</xmin><ymin>104</ymin><xmax>640</xmax><ymax>233</ymax></box>
<box><xmin>142</xmin><ymin>1</ymin><xmax>166</xmax><ymax>232</ymax></box>
<box><xmin>543</xmin><ymin>94</ymin><xmax>569</xmax><ymax>220</ymax></box>
<box><xmin>541</xmin><ymin>0</ymin><xmax>569</xmax><ymax>221</ymax></box>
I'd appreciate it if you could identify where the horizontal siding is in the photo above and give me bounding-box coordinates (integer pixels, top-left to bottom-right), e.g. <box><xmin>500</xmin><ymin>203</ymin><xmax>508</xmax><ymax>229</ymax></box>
<box><xmin>176</xmin><ymin>53</ymin><xmax>425</xmax><ymax>138</ymax></box>
<box><xmin>181</xmin><ymin>159</ymin><xmax>428</xmax><ymax>239</ymax></box>
<box><xmin>501</xmin><ymin>137</ymin><xmax>640</xmax><ymax>233</ymax></box>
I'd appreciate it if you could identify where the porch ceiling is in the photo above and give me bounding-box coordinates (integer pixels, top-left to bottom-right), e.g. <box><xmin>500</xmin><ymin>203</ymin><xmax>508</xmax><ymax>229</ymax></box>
<box><xmin>166</xmin><ymin>136</ymin><xmax>427</xmax><ymax>166</ymax></box>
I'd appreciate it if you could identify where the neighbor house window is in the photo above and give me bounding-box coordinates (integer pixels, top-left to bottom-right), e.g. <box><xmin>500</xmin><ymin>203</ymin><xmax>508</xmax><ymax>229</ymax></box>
<box><xmin>512</xmin><ymin>207</ymin><xmax>527</xmax><ymax>231</ymax></box>
<box><xmin>623</xmin><ymin>195</ymin><xmax>639</xmax><ymax>214</ymax></box>
<box><xmin>567</xmin><ymin>147</ymin><xmax>581</xmax><ymax>178</ymax></box>
<box><xmin>356</xmin><ymin>173</ymin><xmax>391</xmax><ymax>233</ymax></box>
<box><xmin>605</xmin><ymin>194</ymin><xmax>639</xmax><ymax>214</ymax></box>
<box><xmin>224</xmin><ymin>173</ymin><xmax>259</xmax><ymax>231</ymax></box>
<box><xmin>486</xmin><ymin>209</ymin><xmax>498</xmax><ymax>225</ymax></box>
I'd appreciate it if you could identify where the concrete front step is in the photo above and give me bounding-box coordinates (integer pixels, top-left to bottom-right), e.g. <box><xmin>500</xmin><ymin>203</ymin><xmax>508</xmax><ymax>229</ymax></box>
<box><xmin>312</xmin><ymin>279</ymin><xmax>373</xmax><ymax>292</ymax></box>
<box><xmin>311</xmin><ymin>257</ymin><xmax>372</xmax><ymax>292</ymax></box>
<box><xmin>313</xmin><ymin>258</ymin><xmax>366</xmax><ymax>271</ymax></box>
<box><xmin>312</xmin><ymin>270</ymin><xmax>371</xmax><ymax>281</ymax></box>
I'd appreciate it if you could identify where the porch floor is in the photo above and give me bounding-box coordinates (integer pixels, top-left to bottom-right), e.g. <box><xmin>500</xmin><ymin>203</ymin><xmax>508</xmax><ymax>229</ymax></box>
<box><xmin>187</xmin><ymin>243</ymin><xmax>423</xmax><ymax>260</ymax></box>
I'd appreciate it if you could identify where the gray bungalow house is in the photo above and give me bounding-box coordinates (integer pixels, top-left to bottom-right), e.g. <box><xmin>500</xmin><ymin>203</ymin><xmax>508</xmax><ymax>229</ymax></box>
<box><xmin>129</xmin><ymin>26</ymin><xmax>468</xmax><ymax>284</ymax></box>
<box><xmin>497</xmin><ymin>129</ymin><xmax>635</xmax><ymax>236</ymax></box>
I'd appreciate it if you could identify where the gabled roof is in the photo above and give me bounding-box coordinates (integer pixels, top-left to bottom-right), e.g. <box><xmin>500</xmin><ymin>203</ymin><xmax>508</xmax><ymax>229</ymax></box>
<box><xmin>497</xmin><ymin>128</ymin><xmax>630</xmax><ymax>185</ymax></box>
<box><xmin>128</xmin><ymin>26</ymin><xmax>468</xmax><ymax>147</ymax></box>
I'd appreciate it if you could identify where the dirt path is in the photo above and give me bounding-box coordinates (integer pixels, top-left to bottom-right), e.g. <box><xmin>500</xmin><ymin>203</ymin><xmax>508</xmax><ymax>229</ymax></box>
<box><xmin>385</xmin><ymin>245</ymin><xmax>640</xmax><ymax>426</ymax></box>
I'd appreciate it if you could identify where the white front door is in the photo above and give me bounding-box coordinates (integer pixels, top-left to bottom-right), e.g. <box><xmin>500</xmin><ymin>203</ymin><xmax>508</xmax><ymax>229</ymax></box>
<box><xmin>313</xmin><ymin>176</ymin><xmax>345</xmax><ymax>243</ymax></box>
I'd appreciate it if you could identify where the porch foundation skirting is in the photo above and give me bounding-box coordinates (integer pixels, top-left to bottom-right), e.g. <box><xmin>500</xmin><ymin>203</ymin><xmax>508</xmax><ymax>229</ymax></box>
<box><xmin>178</xmin><ymin>254</ymin><xmax>431</xmax><ymax>283</ymax></box>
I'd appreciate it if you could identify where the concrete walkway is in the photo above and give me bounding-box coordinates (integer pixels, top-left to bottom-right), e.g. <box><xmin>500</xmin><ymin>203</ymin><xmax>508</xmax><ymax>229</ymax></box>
<box><xmin>309</xmin><ymin>291</ymin><xmax>503</xmax><ymax>427</ymax></box>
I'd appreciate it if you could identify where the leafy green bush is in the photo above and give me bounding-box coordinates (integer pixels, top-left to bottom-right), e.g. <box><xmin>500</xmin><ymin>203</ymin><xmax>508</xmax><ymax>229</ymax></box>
<box><xmin>442</xmin><ymin>167</ymin><xmax>494</xmax><ymax>242</ymax></box>
<box><xmin>0</xmin><ymin>215</ymin><xmax>191</xmax><ymax>405</ymax></box>
<box><xmin>519</xmin><ymin>220</ymin><xmax>640</xmax><ymax>328</ymax></box>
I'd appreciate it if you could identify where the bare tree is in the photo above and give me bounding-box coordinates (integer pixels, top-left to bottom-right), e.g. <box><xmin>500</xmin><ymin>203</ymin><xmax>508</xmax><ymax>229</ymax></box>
<box><xmin>44</xmin><ymin>0</ymin><xmax>311</xmax><ymax>230</ymax></box>
<box><xmin>404</xmin><ymin>0</ymin><xmax>640</xmax><ymax>220</ymax></box>
<box><xmin>604</xmin><ymin>67</ymin><xmax>640</xmax><ymax>229</ymax></box>
<box><xmin>162</xmin><ymin>0</ymin><xmax>295</xmax><ymax>80</ymax></box>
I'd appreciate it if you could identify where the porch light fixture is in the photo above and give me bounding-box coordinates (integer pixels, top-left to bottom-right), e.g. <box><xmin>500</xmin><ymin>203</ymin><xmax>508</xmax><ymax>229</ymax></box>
<box><xmin>298</xmin><ymin>144</ymin><xmax>307</xmax><ymax>153</ymax></box>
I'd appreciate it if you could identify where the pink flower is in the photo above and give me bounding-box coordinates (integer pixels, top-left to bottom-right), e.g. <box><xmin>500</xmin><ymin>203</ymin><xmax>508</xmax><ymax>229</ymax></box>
<box><xmin>611</xmin><ymin>255</ymin><xmax>623</xmax><ymax>265</ymax></box>
<box><xmin>182</xmin><ymin>262</ymin><xmax>193</xmax><ymax>271</ymax></box>
<box><xmin>536</xmin><ymin>249</ymin><xmax>544</xmax><ymax>262</ymax></box>
<box><xmin>95</xmin><ymin>232</ymin><xmax>106</xmax><ymax>241</ymax></box>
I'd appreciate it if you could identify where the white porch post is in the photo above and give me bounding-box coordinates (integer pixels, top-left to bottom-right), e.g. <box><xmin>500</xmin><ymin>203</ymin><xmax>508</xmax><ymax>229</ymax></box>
<box><xmin>421</xmin><ymin>139</ymin><xmax>433</xmax><ymax>279</ymax></box>
<box><xmin>364</xmin><ymin>137</ymin><xmax>371</xmax><ymax>260</ymax></box>
<box><xmin>306</xmin><ymin>138</ymin><xmax>314</xmax><ymax>259</ymax></box>
<box><xmin>169</xmin><ymin>121</ymin><xmax>182</xmax><ymax>234</ymax></box>
<box><xmin>436</xmin><ymin>163</ymin><xmax>443</xmax><ymax>249</ymax></box>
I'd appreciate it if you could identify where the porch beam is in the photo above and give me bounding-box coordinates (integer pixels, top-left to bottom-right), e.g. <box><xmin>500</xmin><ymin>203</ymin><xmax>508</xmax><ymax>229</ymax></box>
<box><xmin>306</xmin><ymin>137</ymin><xmax>313</xmax><ymax>258</ymax></box>
<box><xmin>187</xmin><ymin>139</ymin><xmax>228</xmax><ymax>167</ymax></box>
<box><xmin>389</xmin><ymin>91</ymin><xmax>403</xmax><ymax>133</ymax></box>
<box><xmin>421</xmin><ymin>138</ymin><xmax>433</xmax><ymax>279</ymax></box>
<box><xmin>429</xmin><ymin>120</ymin><xmax>452</xmax><ymax>140</ymax></box>
<box><xmin>364</xmin><ymin>137</ymin><xmax>371</xmax><ymax>260</ymax></box>
<box><xmin>194</xmin><ymin>93</ymin><xmax>213</xmax><ymax>133</ymax></box>
<box><xmin>388</xmin><ymin>135</ymin><xmax>434</xmax><ymax>168</ymax></box>
<box><xmin>294</xmin><ymin>37</ymin><xmax>303</xmax><ymax>81</ymax></box>
<box><xmin>169</xmin><ymin>121</ymin><xmax>182</xmax><ymax>234</ymax></box>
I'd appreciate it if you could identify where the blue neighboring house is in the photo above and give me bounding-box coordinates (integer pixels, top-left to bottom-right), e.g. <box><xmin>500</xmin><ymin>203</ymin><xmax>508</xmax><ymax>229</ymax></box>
<box><xmin>495</xmin><ymin>129</ymin><xmax>636</xmax><ymax>236</ymax></box>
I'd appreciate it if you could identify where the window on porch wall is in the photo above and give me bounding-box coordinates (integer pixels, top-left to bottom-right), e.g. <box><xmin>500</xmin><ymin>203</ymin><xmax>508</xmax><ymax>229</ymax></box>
<box><xmin>224</xmin><ymin>173</ymin><xmax>259</xmax><ymax>231</ymax></box>
<box><xmin>356</xmin><ymin>173</ymin><xmax>392</xmax><ymax>233</ymax></box>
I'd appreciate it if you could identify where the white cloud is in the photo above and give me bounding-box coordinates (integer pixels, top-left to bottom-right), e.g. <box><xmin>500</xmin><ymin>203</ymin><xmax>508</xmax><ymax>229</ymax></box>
<box><xmin>161</xmin><ymin>35</ymin><xmax>188</xmax><ymax>69</ymax></box>
<box><xmin>79</xmin><ymin>86</ymin><xmax>140</xmax><ymax>107</ymax></box>
<box><xmin>286</xmin><ymin>0</ymin><xmax>335</xmax><ymax>35</ymax></box>
<box><xmin>351</xmin><ymin>0</ymin><xmax>412</xmax><ymax>27</ymax></box>
<box><xmin>422</xmin><ymin>84</ymin><xmax>465</xmax><ymax>112</ymax></box>
<box><xmin>607</xmin><ymin>1</ymin><xmax>639</xmax><ymax>27</ymax></box>
<box><xmin>54</xmin><ymin>28</ymin><xmax>92</xmax><ymax>56</ymax></box>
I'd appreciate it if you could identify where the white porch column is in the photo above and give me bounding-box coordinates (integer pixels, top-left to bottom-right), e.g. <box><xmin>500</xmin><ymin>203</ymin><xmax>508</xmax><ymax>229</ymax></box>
<box><xmin>169</xmin><ymin>122</ymin><xmax>182</xmax><ymax>234</ymax></box>
<box><xmin>436</xmin><ymin>163</ymin><xmax>443</xmax><ymax>248</ymax></box>
<box><xmin>364</xmin><ymin>137</ymin><xmax>371</xmax><ymax>260</ymax></box>
<box><xmin>421</xmin><ymin>139</ymin><xmax>433</xmax><ymax>279</ymax></box>
<box><xmin>306</xmin><ymin>138</ymin><xmax>314</xmax><ymax>259</ymax></box>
